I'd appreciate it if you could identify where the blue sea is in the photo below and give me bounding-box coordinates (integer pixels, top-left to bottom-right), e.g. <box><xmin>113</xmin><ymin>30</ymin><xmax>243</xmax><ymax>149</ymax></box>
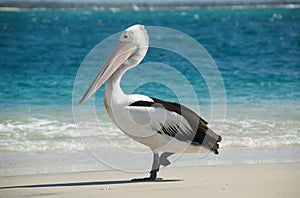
<box><xmin>0</xmin><ymin>5</ymin><xmax>299</xmax><ymax>176</ymax></box>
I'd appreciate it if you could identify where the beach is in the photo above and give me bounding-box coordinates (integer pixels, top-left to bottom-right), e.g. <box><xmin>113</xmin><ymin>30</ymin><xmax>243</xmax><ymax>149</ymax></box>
<box><xmin>0</xmin><ymin>2</ymin><xmax>300</xmax><ymax>198</ymax></box>
<box><xmin>1</xmin><ymin>163</ymin><xmax>299</xmax><ymax>198</ymax></box>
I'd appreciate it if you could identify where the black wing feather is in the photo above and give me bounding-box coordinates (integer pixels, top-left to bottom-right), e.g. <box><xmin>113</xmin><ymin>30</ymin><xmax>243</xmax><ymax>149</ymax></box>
<box><xmin>129</xmin><ymin>97</ymin><xmax>222</xmax><ymax>154</ymax></box>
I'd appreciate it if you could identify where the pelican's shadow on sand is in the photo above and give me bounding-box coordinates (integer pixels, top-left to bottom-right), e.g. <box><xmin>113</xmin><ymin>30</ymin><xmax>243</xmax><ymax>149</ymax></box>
<box><xmin>0</xmin><ymin>178</ymin><xmax>183</xmax><ymax>189</ymax></box>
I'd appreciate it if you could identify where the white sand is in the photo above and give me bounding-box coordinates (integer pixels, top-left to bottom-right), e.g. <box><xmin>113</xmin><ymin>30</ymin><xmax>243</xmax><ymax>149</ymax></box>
<box><xmin>1</xmin><ymin>163</ymin><xmax>299</xmax><ymax>198</ymax></box>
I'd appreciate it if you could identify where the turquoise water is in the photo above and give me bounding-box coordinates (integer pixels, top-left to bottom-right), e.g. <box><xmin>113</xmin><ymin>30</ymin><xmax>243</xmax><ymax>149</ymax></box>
<box><xmin>0</xmin><ymin>6</ymin><xmax>299</xmax><ymax>174</ymax></box>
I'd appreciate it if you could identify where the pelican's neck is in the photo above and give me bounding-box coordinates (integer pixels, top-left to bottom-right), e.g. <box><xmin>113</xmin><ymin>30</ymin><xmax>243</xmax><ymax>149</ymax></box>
<box><xmin>106</xmin><ymin>66</ymin><xmax>126</xmax><ymax>96</ymax></box>
<box><xmin>106</xmin><ymin>77</ymin><xmax>122</xmax><ymax>95</ymax></box>
<box><xmin>104</xmin><ymin>63</ymin><xmax>133</xmax><ymax>111</ymax></box>
<box><xmin>104</xmin><ymin>46</ymin><xmax>148</xmax><ymax>117</ymax></box>
<box><xmin>104</xmin><ymin>64</ymin><xmax>132</xmax><ymax>119</ymax></box>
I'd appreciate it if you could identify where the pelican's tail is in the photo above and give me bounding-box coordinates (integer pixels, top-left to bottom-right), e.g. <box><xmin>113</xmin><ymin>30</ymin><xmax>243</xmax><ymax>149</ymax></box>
<box><xmin>203</xmin><ymin>128</ymin><xmax>222</xmax><ymax>155</ymax></box>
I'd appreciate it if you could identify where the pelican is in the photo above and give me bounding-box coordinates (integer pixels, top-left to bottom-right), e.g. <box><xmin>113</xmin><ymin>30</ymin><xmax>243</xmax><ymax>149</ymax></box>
<box><xmin>79</xmin><ymin>25</ymin><xmax>222</xmax><ymax>181</ymax></box>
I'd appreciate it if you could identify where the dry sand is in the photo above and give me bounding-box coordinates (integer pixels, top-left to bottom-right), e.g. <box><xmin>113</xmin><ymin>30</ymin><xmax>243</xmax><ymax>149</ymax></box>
<box><xmin>0</xmin><ymin>163</ymin><xmax>299</xmax><ymax>198</ymax></box>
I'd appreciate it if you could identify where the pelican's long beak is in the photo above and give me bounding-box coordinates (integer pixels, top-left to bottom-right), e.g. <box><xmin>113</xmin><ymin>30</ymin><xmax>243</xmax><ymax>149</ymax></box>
<box><xmin>79</xmin><ymin>41</ymin><xmax>137</xmax><ymax>105</ymax></box>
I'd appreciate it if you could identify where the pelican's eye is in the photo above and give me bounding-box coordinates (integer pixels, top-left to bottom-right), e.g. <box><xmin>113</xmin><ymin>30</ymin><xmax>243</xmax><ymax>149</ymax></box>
<box><xmin>123</xmin><ymin>34</ymin><xmax>129</xmax><ymax>40</ymax></box>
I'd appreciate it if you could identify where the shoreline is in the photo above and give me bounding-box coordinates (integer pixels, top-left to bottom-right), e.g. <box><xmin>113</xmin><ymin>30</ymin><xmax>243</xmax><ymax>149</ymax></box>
<box><xmin>1</xmin><ymin>147</ymin><xmax>299</xmax><ymax>177</ymax></box>
<box><xmin>1</xmin><ymin>163</ymin><xmax>299</xmax><ymax>198</ymax></box>
<box><xmin>1</xmin><ymin>1</ymin><xmax>300</xmax><ymax>9</ymax></box>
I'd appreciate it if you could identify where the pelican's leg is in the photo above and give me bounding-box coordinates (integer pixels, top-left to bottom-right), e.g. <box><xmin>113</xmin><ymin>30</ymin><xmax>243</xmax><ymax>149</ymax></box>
<box><xmin>159</xmin><ymin>152</ymin><xmax>173</xmax><ymax>167</ymax></box>
<box><xmin>131</xmin><ymin>152</ymin><xmax>173</xmax><ymax>181</ymax></box>
<box><xmin>131</xmin><ymin>152</ymin><xmax>159</xmax><ymax>181</ymax></box>
<box><xmin>149</xmin><ymin>152</ymin><xmax>159</xmax><ymax>180</ymax></box>
<box><xmin>149</xmin><ymin>152</ymin><xmax>173</xmax><ymax>180</ymax></box>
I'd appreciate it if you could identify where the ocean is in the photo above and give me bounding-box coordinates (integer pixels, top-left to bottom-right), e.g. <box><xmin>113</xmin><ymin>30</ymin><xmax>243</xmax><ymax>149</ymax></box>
<box><xmin>0</xmin><ymin>5</ymin><xmax>299</xmax><ymax>176</ymax></box>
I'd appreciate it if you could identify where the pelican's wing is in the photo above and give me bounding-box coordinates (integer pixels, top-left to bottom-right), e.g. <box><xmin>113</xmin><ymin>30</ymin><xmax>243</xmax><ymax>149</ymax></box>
<box><xmin>127</xmin><ymin>97</ymin><xmax>222</xmax><ymax>154</ymax></box>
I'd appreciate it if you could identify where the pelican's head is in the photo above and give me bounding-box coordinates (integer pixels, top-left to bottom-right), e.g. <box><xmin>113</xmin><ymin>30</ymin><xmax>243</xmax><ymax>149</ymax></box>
<box><xmin>79</xmin><ymin>24</ymin><xmax>149</xmax><ymax>105</ymax></box>
<box><xmin>121</xmin><ymin>24</ymin><xmax>149</xmax><ymax>50</ymax></box>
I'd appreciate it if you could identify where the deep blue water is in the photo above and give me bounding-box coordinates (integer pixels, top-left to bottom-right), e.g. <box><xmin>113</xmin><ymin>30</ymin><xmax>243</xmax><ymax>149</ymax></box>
<box><xmin>0</xmin><ymin>7</ymin><xmax>299</xmax><ymax>155</ymax></box>
<box><xmin>1</xmin><ymin>7</ymin><xmax>299</xmax><ymax>109</ymax></box>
